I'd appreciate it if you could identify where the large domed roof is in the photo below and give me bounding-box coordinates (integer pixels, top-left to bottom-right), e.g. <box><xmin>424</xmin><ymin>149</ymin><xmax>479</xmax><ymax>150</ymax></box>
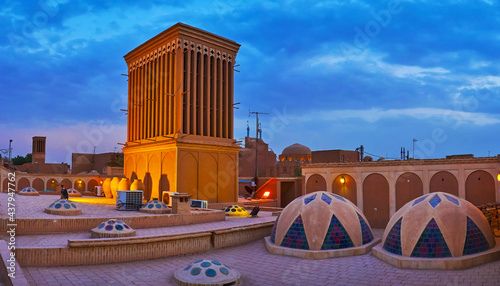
<box><xmin>382</xmin><ymin>192</ymin><xmax>495</xmax><ymax>258</ymax></box>
<box><xmin>281</xmin><ymin>143</ymin><xmax>311</xmax><ymax>155</ymax></box>
<box><xmin>270</xmin><ymin>191</ymin><xmax>373</xmax><ymax>250</ymax></box>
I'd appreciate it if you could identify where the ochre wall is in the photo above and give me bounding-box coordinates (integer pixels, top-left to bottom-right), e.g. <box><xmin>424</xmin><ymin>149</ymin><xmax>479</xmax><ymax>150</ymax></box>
<box><xmin>363</xmin><ymin>173</ymin><xmax>390</xmax><ymax>228</ymax></box>
<box><xmin>395</xmin><ymin>172</ymin><xmax>423</xmax><ymax>210</ymax></box>
<box><xmin>465</xmin><ymin>170</ymin><xmax>495</xmax><ymax>205</ymax></box>
<box><xmin>306</xmin><ymin>174</ymin><xmax>327</xmax><ymax>193</ymax></box>
<box><xmin>430</xmin><ymin>171</ymin><xmax>458</xmax><ymax>195</ymax></box>
<box><xmin>123</xmin><ymin>144</ymin><xmax>238</xmax><ymax>203</ymax></box>
<box><xmin>332</xmin><ymin>174</ymin><xmax>357</xmax><ymax>205</ymax></box>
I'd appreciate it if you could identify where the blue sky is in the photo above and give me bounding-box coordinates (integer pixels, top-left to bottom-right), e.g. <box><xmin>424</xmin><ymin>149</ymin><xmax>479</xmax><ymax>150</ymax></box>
<box><xmin>1</xmin><ymin>0</ymin><xmax>499</xmax><ymax>164</ymax></box>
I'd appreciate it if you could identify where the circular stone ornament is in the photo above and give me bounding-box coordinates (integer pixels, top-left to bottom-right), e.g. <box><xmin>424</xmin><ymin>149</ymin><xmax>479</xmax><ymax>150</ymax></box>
<box><xmin>223</xmin><ymin>205</ymin><xmax>251</xmax><ymax>217</ymax></box>
<box><xmin>67</xmin><ymin>188</ymin><xmax>83</xmax><ymax>197</ymax></box>
<box><xmin>91</xmin><ymin>219</ymin><xmax>136</xmax><ymax>238</ymax></box>
<box><xmin>44</xmin><ymin>199</ymin><xmax>82</xmax><ymax>215</ymax></box>
<box><xmin>140</xmin><ymin>200</ymin><xmax>171</xmax><ymax>214</ymax></box>
<box><xmin>173</xmin><ymin>259</ymin><xmax>241</xmax><ymax>286</ymax></box>
<box><xmin>19</xmin><ymin>187</ymin><xmax>39</xmax><ymax>196</ymax></box>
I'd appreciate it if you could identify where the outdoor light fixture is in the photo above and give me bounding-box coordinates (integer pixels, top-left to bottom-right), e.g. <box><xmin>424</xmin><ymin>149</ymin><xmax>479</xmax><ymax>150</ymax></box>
<box><xmin>498</xmin><ymin>173</ymin><xmax>500</xmax><ymax>182</ymax></box>
<box><xmin>262</xmin><ymin>191</ymin><xmax>270</xmax><ymax>199</ymax></box>
<box><xmin>51</xmin><ymin>180</ymin><xmax>54</xmax><ymax>183</ymax></box>
<box><xmin>78</xmin><ymin>180</ymin><xmax>82</xmax><ymax>184</ymax></box>
<box><xmin>340</xmin><ymin>176</ymin><xmax>346</xmax><ymax>185</ymax></box>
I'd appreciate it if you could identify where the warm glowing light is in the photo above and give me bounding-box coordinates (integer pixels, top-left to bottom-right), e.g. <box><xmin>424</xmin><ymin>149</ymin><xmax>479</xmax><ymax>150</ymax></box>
<box><xmin>498</xmin><ymin>173</ymin><xmax>500</xmax><ymax>181</ymax></box>
<box><xmin>340</xmin><ymin>176</ymin><xmax>346</xmax><ymax>184</ymax></box>
<box><xmin>100</xmin><ymin>180</ymin><xmax>103</xmax><ymax>184</ymax></box>
<box><xmin>262</xmin><ymin>191</ymin><xmax>270</xmax><ymax>199</ymax></box>
<box><xmin>51</xmin><ymin>180</ymin><xmax>54</xmax><ymax>183</ymax></box>
<box><xmin>78</xmin><ymin>180</ymin><xmax>82</xmax><ymax>184</ymax></box>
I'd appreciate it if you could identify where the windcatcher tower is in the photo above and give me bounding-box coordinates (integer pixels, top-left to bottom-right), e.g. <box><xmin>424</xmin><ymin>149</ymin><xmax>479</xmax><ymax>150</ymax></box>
<box><xmin>32</xmin><ymin>136</ymin><xmax>46</xmax><ymax>164</ymax></box>
<box><xmin>122</xmin><ymin>23</ymin><xmax>241</xmax><ymax>202</ymax></box>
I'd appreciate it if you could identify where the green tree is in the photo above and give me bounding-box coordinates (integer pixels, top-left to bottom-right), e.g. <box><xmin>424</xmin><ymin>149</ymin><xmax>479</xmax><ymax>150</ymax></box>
<box><xmin>12</xmin><ymin>155</ymin><xmax>26</xmax><ymax>165</ymax></box>
<box><xmin>11</xmin><ymin>154</ymin><xmax>33</xmax><ymax>165</ymax></box>
<box><xmin>294</xmin><ymin>167</ymin><xmax>302</xmax><ymax>177</ymax></box>
<box><xmin>107</xmin><ymin>153</ymin><xmax>124</xmax><ymax>167</ymax></box>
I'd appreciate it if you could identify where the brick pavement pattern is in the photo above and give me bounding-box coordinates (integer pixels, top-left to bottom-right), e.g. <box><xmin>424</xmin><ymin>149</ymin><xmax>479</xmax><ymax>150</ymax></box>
<box><xmin>22</xmin><ymin>235</ymin><xmax>500</xmax><ymax>286</ymax></box>
<box><xmin>2</xmin><ymin>194</ymin><xmax>500</xmax><ymax>285</ymax></box>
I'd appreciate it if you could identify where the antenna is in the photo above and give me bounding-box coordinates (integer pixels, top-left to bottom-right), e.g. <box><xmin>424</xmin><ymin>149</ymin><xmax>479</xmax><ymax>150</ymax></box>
<box><xmin>249</xmin><ymin>110</ymin><xmax>269</xmax><ymax>189</ymax></box>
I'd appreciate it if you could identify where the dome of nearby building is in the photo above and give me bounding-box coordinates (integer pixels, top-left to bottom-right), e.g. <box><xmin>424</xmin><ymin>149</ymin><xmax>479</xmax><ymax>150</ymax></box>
<box><xmin>173</xmin><ymin>259</ymin><xmax>241</xmax><ymax>286</ymax></box>
<box><xmin>67</xmin><ymin>188</ymin><xmax>83</xmax><ymax>197</ymax></box>
<box><xmin>363</xmin><ymin>156</ymin><xmax>373</xmax><ymax>162</ymax></box>
<box><xmin>223</xmin><ymin>205</ymin><xmax>250</xmax><ymax>217</ymax></box>
<box><xmin>140</xmin><ymin>200</ymin><xmax>171</xmax><ymax>214</ymax></box>
<box><xmin>281</xmin><ymin>143</ymin><xmax>312</xmax><ymax>155</ymax></box>
<box><xmin>91</xmin><ymin>219</ymin><xmax>136</xmax><ymax>238</ymax></box>
<box><xmin>269</xmin><ymin>191</ymin><xmax>374</xmax><ymax>252</ymax></box>
<box><xmin>381</xmin><ymin>192</ymin><xmax>495</xmax><ymax>258</ymax></box>
<box><xmin>19</xmin><ymin>187</ymin><xmax>39</xmax><ymax>196</ymax></box>
<box><xmin>44</xmin><ymin>199</ymin><xmax>82</xmax><ymax>215</ymax></box>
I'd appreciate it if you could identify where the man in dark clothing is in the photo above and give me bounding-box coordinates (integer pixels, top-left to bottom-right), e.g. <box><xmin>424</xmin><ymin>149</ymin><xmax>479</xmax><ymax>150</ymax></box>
<box><xmin>60</xmin><ymin>185</ymin><xmax>69</xmax><ymax>199</ymax></box>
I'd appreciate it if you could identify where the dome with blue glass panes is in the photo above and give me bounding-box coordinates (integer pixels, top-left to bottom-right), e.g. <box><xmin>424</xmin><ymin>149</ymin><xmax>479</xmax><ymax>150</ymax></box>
<box><xmin>269</xmin><ymin>191</ymin><xmax>374</xmax><ymax>250</ymax></box>
<box><xmin>173</xmin><ymin>259</ymin><xmax>241</xmax><ymax>286</ymax></box>
<box><xmin>382</xmin><ymin>192</ymin><xmax>495</xmax><ymax>258</ymax></box>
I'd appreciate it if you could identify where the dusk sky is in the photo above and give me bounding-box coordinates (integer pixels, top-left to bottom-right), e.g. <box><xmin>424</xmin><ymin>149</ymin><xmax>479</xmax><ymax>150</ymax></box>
<box><xmin>1</xmin><ymin>0</ymin><xmax>499</xmax><ymax>165</ymax></box>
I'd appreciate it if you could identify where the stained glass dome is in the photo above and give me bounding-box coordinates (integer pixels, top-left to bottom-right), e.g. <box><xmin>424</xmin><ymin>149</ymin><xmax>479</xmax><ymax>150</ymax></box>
<box><xmin>91</xmin><ymin>219</ymin><xmax>136</xmax><ymax>238</ymax></box>
<box><xmin>173</xmin><ymin>259</ymin><xmax>241</xmax><ymax>286</ymax></box>
<box><xmin>223</xmin><ymin>205</ymin><xmax>250</xmax><ymax>217</ymax></box>
<box><xmin>382</xmin><ymin>192</ymin><xmax>495</xmax><ymax>258</ymax></box>
<box><xmin>67</xmin><ymin>188</ymin><xmax>82</xmax><ymax>197</ymax></box>
<box><xmin>140</xmin><ymin>200</ymin><xmax>171</xmax><ymax>214</ymax></box>
<box><xmin>269</xmin><ymin>191</ymin><xmax>374</xmax><ymax>251</ymax></box>
<box><xmin>19</xmin><ymin>187</ymin><xmax>39</xmax><ymax>196</ymax></box>
<box><xmin>44</xmin><ymin>199</ymin><xmax>82</xmax><ymax>215</ymax></box>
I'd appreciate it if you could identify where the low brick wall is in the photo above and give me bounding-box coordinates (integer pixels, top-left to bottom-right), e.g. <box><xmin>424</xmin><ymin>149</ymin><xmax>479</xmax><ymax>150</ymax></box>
<box><xmin>244</xmin><ymin>199</ymin><xmax>277</xmax><ymax>208</ymax></box>
<box><xmin>207</xmin><ymin>202</ymin><xmax>238</xmax><ymax>210</ymax></box>
<box><xmin>13</xmin><ymin>221</ymin><xmax>275</xmax><ymax>267</ymax></box>
<box><xmin>17</xmin><ymin>232</ymin><xmax>212</xmax><ymax>267</ymax></box>
<box><xmin>0</xmin><ymin>240</ymin><xmax>29</xmax><ymax>286</ymax></box>
<box><xmin>0</xmin><ymin>211</ymin><xmax>225</xmax><ymax>235</ymax></box>
<box><xmin>212</xmin><ymin>221</ymin><xmax>274</xmax><ymax>249</ymax></box>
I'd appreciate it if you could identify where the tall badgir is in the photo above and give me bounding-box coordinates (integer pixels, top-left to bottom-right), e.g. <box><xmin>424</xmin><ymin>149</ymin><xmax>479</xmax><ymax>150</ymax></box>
<box><xmin>122</xmin><ymin>23</ymin><xmax>240</xmax><ymax>202</ymax></box>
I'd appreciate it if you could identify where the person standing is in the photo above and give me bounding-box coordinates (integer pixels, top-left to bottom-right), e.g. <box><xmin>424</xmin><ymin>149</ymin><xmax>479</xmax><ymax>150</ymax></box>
<box><xmin>60</xmin><ymin>184</ymin><xmax>69</xmax><ymax>199</ymax></box>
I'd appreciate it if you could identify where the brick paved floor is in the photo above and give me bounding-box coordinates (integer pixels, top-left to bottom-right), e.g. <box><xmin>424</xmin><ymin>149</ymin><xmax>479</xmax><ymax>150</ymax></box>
<box><xmin>21</xmin><ymin>236</ymin><xmax>500</xmax><ymax>286</ymax></box>
<box><xmin>3</xmin><ymin>194</ymin><xmax>500</xmax><ymax>286</ymax></box>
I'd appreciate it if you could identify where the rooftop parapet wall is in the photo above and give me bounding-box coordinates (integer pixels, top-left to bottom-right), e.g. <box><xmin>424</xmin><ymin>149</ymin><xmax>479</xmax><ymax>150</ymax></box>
<box><xmin>302</xmin><ymin>156</ymin><xmax>500</xmax><ymax>169</ymax></box>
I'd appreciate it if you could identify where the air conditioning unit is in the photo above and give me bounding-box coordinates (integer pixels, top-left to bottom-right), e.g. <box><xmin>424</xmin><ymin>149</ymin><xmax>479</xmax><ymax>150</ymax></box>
<box><xmin>116</xmin><ymin>191</ymin><xmax>143</xmax><ymax>211</ymax></box>
<box><xmin>190</xmin><ymin>199</ymin><xmax>208</xmax><ymax>209</ymax></box>
<box><xmin>94</xmin><ymin>186</ymin><xmax>103</xmax><ymax>197</ymax></box>
<box><xmin>162</xmin><ymin>191</ymin><xmax>179</xmax><ymax>207</ymax></box>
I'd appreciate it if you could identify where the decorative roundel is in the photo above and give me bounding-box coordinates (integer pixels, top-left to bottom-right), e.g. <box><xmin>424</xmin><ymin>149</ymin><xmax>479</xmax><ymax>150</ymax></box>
<box><xmin>174</xmin><ymin>259</ymin><xmax>241</xmax><ymax>286</ymax></box>
<box><xmin>44</xmin><ymin>199</ymin><xmax>82</xmax><ymax>215</ymax></box>
<box><xmin>223</xmin><ymin>205</ymin><xmax>250</xmax><ymax>217</ymax></box>
<box><xmin>91</xmin><ymin>219</ymin><xmax>135</xmax><ymax>238</ymax></box>
<box><xmin>270</xmin><ymin>191</ymin><xmax>374</xmax><ymax>251</ymax></box>
<box><xmin>67</xmin><ymin>188</ymin><xmax>82</xmax><ymax>197</ymax></box>
<box><xmin>382</xmin><ymin>192</ymin><xmax>495</xmax><ymax>258</ymax></box>
<box><xmin>19</xmin><ymin>187</ymin><xmax>39</xmax><ymax>196</ymax></box>
<box><xmin>140</xmin><ymin>200</ymin><xmax>171</xmax><ymax>214</ymax></box>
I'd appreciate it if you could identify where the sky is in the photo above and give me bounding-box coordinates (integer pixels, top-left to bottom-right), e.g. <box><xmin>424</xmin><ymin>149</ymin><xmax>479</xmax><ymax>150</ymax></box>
<box><xmin>1</xmin><ymin>0</ymin><xmax>499</xmax><ymax>165</ymax></box>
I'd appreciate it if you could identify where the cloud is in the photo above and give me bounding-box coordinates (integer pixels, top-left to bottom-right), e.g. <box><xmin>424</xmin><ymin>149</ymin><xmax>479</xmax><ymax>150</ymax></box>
<box><xmin>295</xmin><ymin>107</ymin><xmax>500</xmax><ymax>126</ymax></box>
<box><xmin>1</xmin><ymin>122</ymin><xmax>126</xmax><ymax>165</ymax></box>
